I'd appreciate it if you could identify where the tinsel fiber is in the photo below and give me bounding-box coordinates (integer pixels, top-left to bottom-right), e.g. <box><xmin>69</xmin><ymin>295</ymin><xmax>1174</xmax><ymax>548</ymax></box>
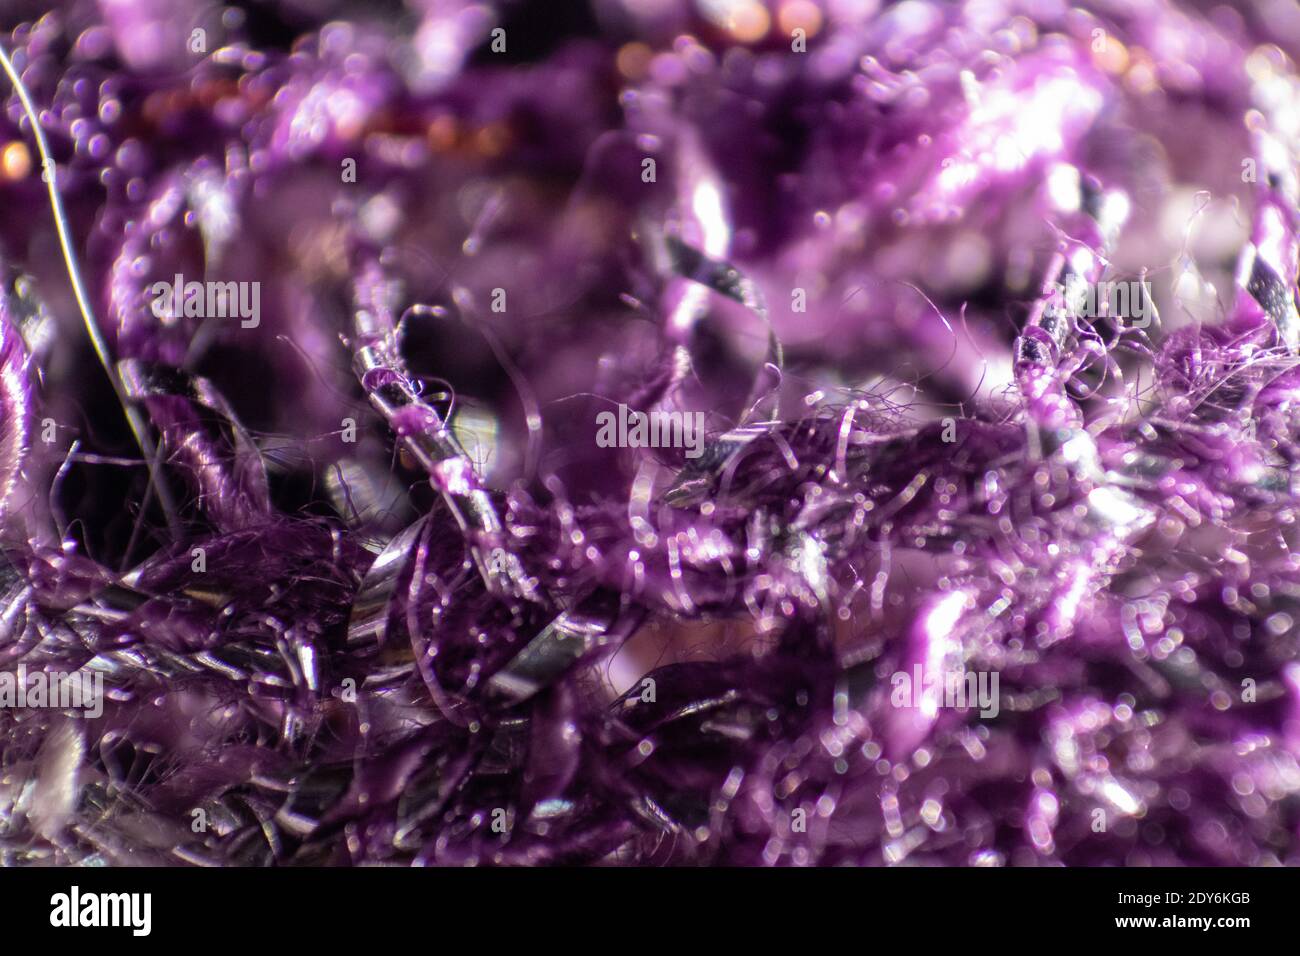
<box><xmin>2</xmin><ymin>0</ymin><xmax>1300</xmax><ymax>866</ymax></box>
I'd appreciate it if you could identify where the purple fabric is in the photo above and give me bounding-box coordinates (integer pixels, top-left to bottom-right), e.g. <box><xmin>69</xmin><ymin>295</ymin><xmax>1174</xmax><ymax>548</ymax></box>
<box><xmin>0</xmin><ymin>0</ymin><xmax>1297</xmax><ymax>865</ymax></box>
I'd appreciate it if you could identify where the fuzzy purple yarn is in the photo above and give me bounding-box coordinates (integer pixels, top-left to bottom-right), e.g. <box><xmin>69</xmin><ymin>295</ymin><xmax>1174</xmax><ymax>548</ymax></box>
<box><xmin>1</xmin><ymin>0</ymin><xmax>1300</xmax><ymax>866</ymax></box>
